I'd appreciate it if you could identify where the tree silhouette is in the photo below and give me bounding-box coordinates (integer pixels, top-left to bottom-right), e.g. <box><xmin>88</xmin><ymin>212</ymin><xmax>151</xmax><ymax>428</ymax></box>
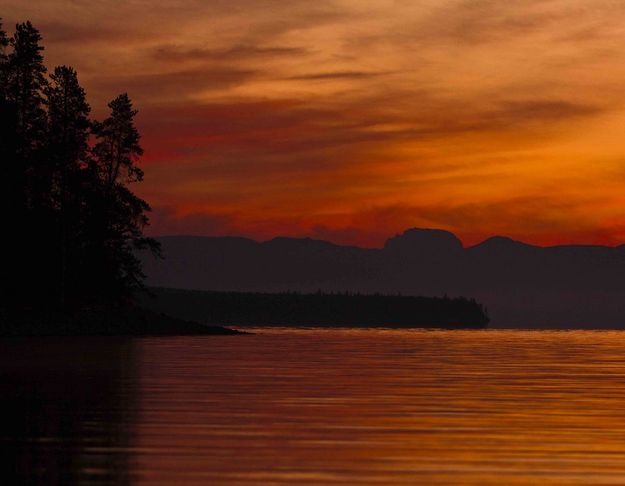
<box><xmin>0</xmin><ymin>20</ymin><xmax>8</xmax><ymax>65</ymax></box>
<box><xmin>93</xmin><ymin>94</ymin><xmax>144</xmax><ymax>187</ymax></box>
<box><xmin>45</xmin><ymin>66</ymin><xmax>92</xmax><ymax>304</ymax></box>
<box><xmin>87</xmin><ymin>93</ymin><xmax>160</xmax><ymax>301</ymax></box>
<box><xmin>1</xmin><ymin>21</ymin><xmax>159</xmax><ymax>310</ymax></box>
<box><xmin>6</xmin><ymin>21</ymin><xmax>47</xmax><ymax>163</ymax></box>
<box><xmin>0</xmin><ymin>19</ymin><xmax>14</xmax><ymax>169</ymax></box>
<box><xmin>0</xmin><ymin>20</ymin><xmax>17</xmax><ymax>306</ymax></box>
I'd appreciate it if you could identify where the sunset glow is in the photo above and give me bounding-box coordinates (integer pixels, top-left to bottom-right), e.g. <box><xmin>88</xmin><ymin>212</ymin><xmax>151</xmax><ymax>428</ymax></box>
<box><xmin>6</xmin><ymin>0</ymin><xmax>625</xmax><ymax>247</ymax></box>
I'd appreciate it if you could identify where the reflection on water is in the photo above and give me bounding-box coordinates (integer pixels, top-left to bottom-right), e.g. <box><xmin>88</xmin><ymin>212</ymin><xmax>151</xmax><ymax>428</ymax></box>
<box><xmin>0</xmin><ymin>338</ymin><xmax>136</xmax><ymax>484</ymax></box>
<box><xmin>4</xmin><ymin>329</ymin><xmax>625</xmax><ymax>484</ymax></box>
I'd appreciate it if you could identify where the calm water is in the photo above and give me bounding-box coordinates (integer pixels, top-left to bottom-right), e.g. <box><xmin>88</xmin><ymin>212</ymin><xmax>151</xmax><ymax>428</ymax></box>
<box><xmin>4</xmin><ymin>329</ymin><xmax>625</xmax><ymax>484</ymax></box>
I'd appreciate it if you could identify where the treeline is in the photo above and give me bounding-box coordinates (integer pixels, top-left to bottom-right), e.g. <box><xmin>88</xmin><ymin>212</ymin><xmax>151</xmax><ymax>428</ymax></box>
<box><xmin>0</xmin><ymin>20</ymin><xmax>158</xmax><ymax>308</ymax></box>
<box><xmin>141</xmin><ymin>288</ymin><xmax>490</xmax><ymax>328</ymax></box>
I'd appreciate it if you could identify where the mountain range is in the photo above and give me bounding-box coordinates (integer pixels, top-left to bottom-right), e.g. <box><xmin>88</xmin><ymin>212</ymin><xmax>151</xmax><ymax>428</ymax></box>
<box><xmin>140</xmin><ymin>228</ymin><xmax>625</xmax><ymax>328</ymax></box>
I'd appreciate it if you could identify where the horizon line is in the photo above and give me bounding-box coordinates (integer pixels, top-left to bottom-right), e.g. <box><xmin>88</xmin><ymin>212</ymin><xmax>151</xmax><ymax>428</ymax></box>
<box><xmin>146</xmin><ymin>227</ymin><xmax>625</xmax><ymax>250</ymax></box>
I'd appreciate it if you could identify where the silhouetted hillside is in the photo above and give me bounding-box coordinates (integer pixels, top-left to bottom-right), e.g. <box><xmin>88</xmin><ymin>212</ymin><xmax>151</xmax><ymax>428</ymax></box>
<box><xmin>140</xmin><ymin>228</ymin><xmax>625</xmax><ymax>328</ymax></box>
<box><xmin>139</xmin><ymin>288</ymin><xmax>489</xmax><ymax>328</ymax></box>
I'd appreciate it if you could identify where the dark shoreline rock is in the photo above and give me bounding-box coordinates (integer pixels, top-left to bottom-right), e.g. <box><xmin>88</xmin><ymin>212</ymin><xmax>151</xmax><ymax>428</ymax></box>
<box><xmin>0</xmin><ymin>306</ymin><xmax>245</xmax><ymax>337</ymax></box>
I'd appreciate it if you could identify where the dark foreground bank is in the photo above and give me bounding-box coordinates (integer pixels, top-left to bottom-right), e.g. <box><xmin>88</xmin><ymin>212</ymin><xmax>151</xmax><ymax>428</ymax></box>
<box><xmin>140</xmin><ymin>288</ymin><xmax>490</xmax><ymax>328</ymax></box>
<box><xmin>0</xmin><ymin>306</ymin><xmax>243</xmax><ymax>337</ymax></box>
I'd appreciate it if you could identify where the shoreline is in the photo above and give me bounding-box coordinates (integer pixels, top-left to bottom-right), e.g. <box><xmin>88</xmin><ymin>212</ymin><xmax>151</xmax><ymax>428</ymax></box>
<box><xmin>0</xmin><ymin>306</ymin><xmax>245</xmax><ymax>337</ymax></box>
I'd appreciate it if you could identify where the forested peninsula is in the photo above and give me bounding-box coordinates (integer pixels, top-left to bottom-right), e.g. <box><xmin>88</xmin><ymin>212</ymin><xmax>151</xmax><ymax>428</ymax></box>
<box><xmin>140</xmin><ymin>288</ymin><xmax>490</xmax><ymax>328</ymax></box>
<box><xmin>0</xmin><ymin>20</ymin><xmax>237</xmax><ymax>336</ymax></box>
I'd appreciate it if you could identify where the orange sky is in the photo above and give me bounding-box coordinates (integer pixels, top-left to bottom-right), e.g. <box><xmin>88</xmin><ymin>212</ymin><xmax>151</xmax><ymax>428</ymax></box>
<box><xmin>5</xmin><ymin>0</ymin><xmax>625</xmax><ymax>247</ymax></box>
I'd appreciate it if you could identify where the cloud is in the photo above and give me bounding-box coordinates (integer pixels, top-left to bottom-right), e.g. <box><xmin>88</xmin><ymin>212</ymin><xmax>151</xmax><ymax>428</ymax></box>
<box><xmin>152</xmin><ymin>44</ymin><xmax>309</xmax><ymax>63</ymax></box>
<box><xmin>394</xmin><ymin>0</ymin><xmax>625</xmax><ymax>47</ymax></box>
<box><xmin>460</xmin><ymin>100</ymin><xmax>603</xmax><ymax>132</ymax></box>
<box><xmin>285</xmin><ymin>71</ymin><xmax>388</xmax><ymax>81</ymax></box>
<box><xmin>137</xmin><ymin>96</ymin><xmax>602</xmax><ymax>159</ymax></box>
<box><xmin>35</xmin><ymin>21</ymin><xmax>150</xmax><ymax>45</ymax></box>
<box><xmin>89</xmin><ymin>67</ymin><xmax>258</xmax><ymax>105</ymax></box>
<box><xmin>148</xmin><ymin>206</ymin><xmax>239</xmax><ymax>237</ymax></box>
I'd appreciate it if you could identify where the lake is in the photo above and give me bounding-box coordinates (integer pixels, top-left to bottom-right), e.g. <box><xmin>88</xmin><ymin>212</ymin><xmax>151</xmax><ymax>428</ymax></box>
<box><xmin>3</xmin><ymin>329</ymin><xmax>625</xmax><ymax>484</ymax></box>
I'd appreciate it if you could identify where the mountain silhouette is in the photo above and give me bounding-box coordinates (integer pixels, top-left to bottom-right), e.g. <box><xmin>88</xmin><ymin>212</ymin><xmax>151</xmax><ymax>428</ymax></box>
<box><xmin>384</xmin><ymin>228</ymin><xmax>463</xmax><ymax>255</ymax></box>
<box><xmin>139</xmin><ymin>228</ymin><xmax>625</xmax><ymax>328</ymax></box>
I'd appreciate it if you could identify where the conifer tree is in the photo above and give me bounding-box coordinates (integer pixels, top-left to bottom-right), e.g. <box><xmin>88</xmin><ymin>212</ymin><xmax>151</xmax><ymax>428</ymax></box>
<box><xmin>46</xmin><ymin>66</ymin><xmax>90</xmax><ymax>175</ymax></box>
<box><xmin>0</xmin><ymin>19</ymin><xmax>13</xmax><ymax>149</ymax></box>
<box><xmin>45</xmin><ymin>66</ymin><xmax>92</xmax><ymax>303</ymax></box>
<box><xmin>0</xmin><ymin>20</ymin><xmax>11</xmax><ymax>107</ymax></box>
<box><xmin>0</xmin><ymin>19</ymin><xmax>8</xmax><ymax>69</ymax></box>
<box><xmin>89</xmin><ymin>94</ymin><xmax>159</xmax><ymax>299</ymax></box>
<box><xmin>6</xmin><ymin>22</ymin><xmax>48</xmax><ymax>164</ymax></box>
<box><xmin>1</xmin><ymin>19</ymin><xmax>16</xmax><ymax>167</ymax></box>
<box><xmin>0</xmin><ymin>21</ymin><xmax>17</xmax><ymax>304</ymax></box>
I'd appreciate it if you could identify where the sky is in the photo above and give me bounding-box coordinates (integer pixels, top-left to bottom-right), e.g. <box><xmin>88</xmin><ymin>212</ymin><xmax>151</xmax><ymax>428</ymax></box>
<box><xmin>4</xmin><ymin>0</ymin><xmax>625</xmax><ymax>247</ymax></box>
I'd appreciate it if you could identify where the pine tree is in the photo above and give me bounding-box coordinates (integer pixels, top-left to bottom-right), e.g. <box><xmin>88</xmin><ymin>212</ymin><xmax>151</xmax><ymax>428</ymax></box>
<box><xmin>45</xmin><ymin>66</ymin><xmax>92</xmax><ymax>303</ymax></box>
<box><xmin>46</xmin><ymin>66</ymin><xmax>90</xmax><ymax>176</ymax></box>
<box><xmin>0</xmin><ymin>20</ymin><xmax>10</xmax><ymax>96</ymax></box>
<box><xmin>2</xmin><ymin>22</ymin><xmax>51</xmax><ymax>304</ymax></box>
<box><xmin>0</xmin><ymin>20</ymin><xmax>18</xmax><ymax>304</ymax></box>
<box><xmin>0</xmin><ymin>19</ymin><xmax>15</xmax><ymax>169</ymax></box>
<box><xmin>89</xmin><ymin>93</ymin><xmax>160</xmax><ymax>299</ymax></box>
<box><xmin>0</xmin><ymin>19</ymin><xmax>9</xmax><ymax>68</ymax></box>
<box><xmin>93</xmin><ymin>93</ymin><xmax>144</xmax><ymax>187</ymax></box>
<box><xmin>0</xmin><ymin>19</ymin><xmax>14</xmax><ymax>151</ymax></box>
<box><xmin>6</xmin><ymin>22</ymin><xmax>48</xmax><ymax>164</ymax></box>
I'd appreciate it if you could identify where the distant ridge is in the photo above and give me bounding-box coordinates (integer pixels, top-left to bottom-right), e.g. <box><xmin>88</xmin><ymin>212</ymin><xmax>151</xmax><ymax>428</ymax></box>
<box><xmin>384</xmin><ymin>228</ymin><xmax>463</xmax><ymax>253</ymax></box>
<box><xmin>469</xmin><ymin>235</ymin><xmax>536</xmax><ymax>250</ymax></box>
<box><xmin>140</xmin><ymin>228</ymin><xmax>625</xmax><ymax>328</ymax></box>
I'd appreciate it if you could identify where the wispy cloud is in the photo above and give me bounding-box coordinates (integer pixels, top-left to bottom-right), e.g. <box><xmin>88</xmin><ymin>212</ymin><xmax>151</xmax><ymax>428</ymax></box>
<box><xmin>153</xmin><ymin>44</ymin><xmax>309</xmax><ymax>63</ymax></box>
<box><xmin>285</xmin><ymin>71</ymin><xmax>388</xmax><ymax>81</ymax></box>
